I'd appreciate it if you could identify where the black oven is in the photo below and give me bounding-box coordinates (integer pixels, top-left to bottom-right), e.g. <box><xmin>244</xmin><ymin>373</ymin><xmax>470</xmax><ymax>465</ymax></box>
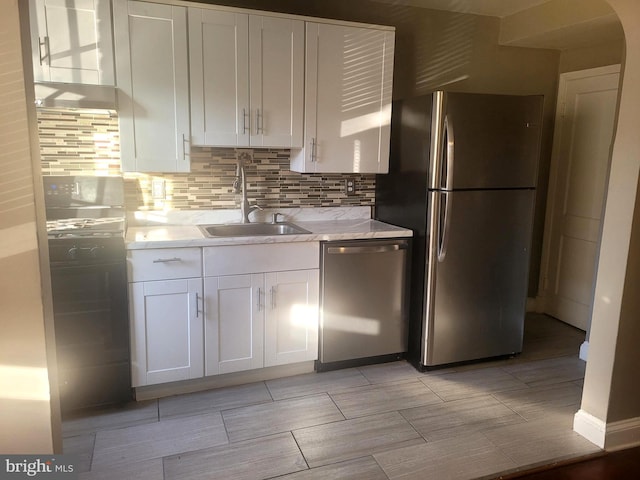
<box><xmin>45</xmin><ymin>177</ymin><xmax>131</xmax><ymax>412</ymax></box>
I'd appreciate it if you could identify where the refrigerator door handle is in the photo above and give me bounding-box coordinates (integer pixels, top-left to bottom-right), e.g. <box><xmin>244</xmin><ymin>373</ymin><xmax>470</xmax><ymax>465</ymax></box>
<box><xmin>430</xmin><ymin>91</ymin><xmax>445</xmax><ymax>190</ymax></box>
<box><xmin>443</xmin><ymin>114</ymin><xmax>455</xmax><ymax>190</ymax></box>
<box><xmin>438</xmin><ymin>191</ymin><xmax>451</xmax><ymax>262</ymax></box>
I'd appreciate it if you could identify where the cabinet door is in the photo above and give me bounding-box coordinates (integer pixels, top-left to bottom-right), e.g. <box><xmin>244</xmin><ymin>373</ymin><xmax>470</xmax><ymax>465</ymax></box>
<box><xmin>264</xmin><ymin>269</ymin><xmax>319</xmax><ymax>366</ymax></box>
<box><xmin>129</xmin><ymin>278</ymin><xmax>203</xmax><ymax>387</ymax></box>
<box><xmin>204</xmin><ymin>274</ymin><xmax>264</xmax><ymax>375</ymax></box>
<box><xmin>30</xmin><ymin>0</ymin><xmax>115</xmax><ymax>85</ymax></box>
<box><xmin>114</xmin><ymin>0</ymin><xmax>190</xmax><ymax>172</ymax></box>
<box><xmin>249</xmin><ymin>15</ymin><xmax>304</xmax><ymax>148</ymax></box>
<box><xmin>189</xmin><ymin>9</ymin><xmax>249</xmax><ymax>147</ymax></box>
<box><xmin>292</xmin><ymin>23</ymin><xmax>394</xmax><ymax>173</ymax></box>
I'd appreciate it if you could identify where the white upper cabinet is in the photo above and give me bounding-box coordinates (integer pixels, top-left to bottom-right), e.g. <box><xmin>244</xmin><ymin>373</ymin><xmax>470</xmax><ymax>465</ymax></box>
<box><xmin>113</xmin><ymin>0</ymin><xmax>190</xmax><ymax>172</ymax></box>
<box><xmin>291</xmin><ymin>22</ymin><xmax>394</xmax><ymax>174</ymax></box>
<box><xmin>189</xmin><ymin>9</ymin><xmax>304</xmax><ymax>148</ymax></box>
<box><xmin>248</xmin><ymin>15</ymin><xmax>304</xmax><ymax>148</ymax></box>
<box><xmin>29</xmin><ymin>0</ymin><xmax>115</xmax><ymax>85</ymax></box>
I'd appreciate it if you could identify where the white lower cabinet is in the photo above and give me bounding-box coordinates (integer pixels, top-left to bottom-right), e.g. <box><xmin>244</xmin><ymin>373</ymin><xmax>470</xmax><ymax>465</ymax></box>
<box><xmin>128</xmin><ymin>248</ymin><xmax>203</xmax><ymax>387</ymax></box>
<box><xmin>128</xmin><ymin>243</ymin><xmax>320</xmax><ymax>388</ymax></box>
<box><xmin>204</xmin><ymin>274</ymin><xmax>265</xmax><ymax>375</ymax></box>
<box><xmin>203</xmin><ymin>243</ymin><xmax>320</xmax><ymax>376</ymax></box>
<box><xmin>264</xmin><ymin>269</ymin><xmax>319</xmax><ymax>367</ymax></box>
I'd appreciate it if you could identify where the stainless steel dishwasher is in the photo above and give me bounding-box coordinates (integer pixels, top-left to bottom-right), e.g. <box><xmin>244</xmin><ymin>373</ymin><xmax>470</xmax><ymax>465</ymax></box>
<box><xmin>317</xmin><ymin>238</ymin><xmax>410</xmax><ymax>371</ymax></box>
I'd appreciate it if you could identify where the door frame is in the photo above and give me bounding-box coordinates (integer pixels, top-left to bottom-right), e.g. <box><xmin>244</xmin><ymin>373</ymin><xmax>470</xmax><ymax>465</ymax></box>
<box><xmin>537</xmin><ymin>64</ymin><xmax>621</xmax><ymax>359</ymax></box>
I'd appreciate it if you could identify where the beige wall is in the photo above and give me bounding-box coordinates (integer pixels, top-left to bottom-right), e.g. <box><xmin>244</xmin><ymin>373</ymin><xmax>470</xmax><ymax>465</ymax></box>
<box><xmin>559</xmin><ymin>39</ymin><xmax>624</xmax><ymax>73</ymax></box>
<box><xmin>0</xmin><ymin>0</ymin><xmax>59</xmax><ymax>454</ymax></box>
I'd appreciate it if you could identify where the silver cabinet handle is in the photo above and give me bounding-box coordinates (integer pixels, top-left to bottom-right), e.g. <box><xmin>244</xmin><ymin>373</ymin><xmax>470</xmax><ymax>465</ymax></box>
<box><xmin>257</xmin><ymin>287</ymin><xmax>264</xmax><ymax>311</ymax></box>
<box><xmin>152</xmin><ymin>257</ymin><xmax>181</xmax><ymax>263</ymax></box>
<box><xmin>270</xmin><ymin>286</ymin><xmax>276</xmax><ymax>309</ymax></box>
<box><xmin>310</xmin><ymin>138</ymin><xmax>317</xmax><ymax>163</ymax></box>
<box><xmin>182</xmin><ymin>133</ymin><xmax>189</xmax><ymax>158</ymax></box>
<box><xmin>256</xmin><ymin>108</ymin><xmax>264</xmax><ymax>134</ymax></box>
<box><xmin>241</xmin><ymin>108</ymin><xmax>249</xmax><ymax>134</ymax></box>
<box><xmin>38</xmin><ymin>36</ymin><xmax>50</xmax><ymax>65</ymax></box>
<box><xmin>195</xmin><ymin>292</ymin><xmax>200</xmax><ymax>318</ymax></box>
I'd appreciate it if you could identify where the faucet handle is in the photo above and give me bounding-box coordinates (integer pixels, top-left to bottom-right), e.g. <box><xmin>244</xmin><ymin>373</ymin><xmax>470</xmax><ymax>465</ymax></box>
<box><xmin>271</xmin><ymin>212</ymin><xmax>284</xmax><ymax>224</ymax></box>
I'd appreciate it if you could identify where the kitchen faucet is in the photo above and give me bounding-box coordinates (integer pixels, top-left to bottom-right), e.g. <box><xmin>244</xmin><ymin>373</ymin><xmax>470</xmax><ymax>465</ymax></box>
<box><xmin>233</xmin><ymin>152</ymin><xmax>261</xmax><ymax>223</ymax></box>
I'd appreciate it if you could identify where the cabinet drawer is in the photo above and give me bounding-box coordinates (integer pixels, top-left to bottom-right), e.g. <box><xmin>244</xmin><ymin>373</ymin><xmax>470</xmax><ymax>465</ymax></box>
<box><xmin>203</xmin><ymin>242</ymin><xmax>319</xmax><ymax>276</ymax></box>
<box><xmin>128</xmin><ymin>248</ymin><xmax>202</xmax><ymax>282</ymax></box>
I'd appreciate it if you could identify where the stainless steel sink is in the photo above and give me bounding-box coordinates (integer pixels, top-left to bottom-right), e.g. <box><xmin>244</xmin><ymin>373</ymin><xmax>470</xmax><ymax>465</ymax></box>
<box><xmin>198</xmin><ymin>222</ymin><xmax>311</xmax><ymax>237</ymax></box>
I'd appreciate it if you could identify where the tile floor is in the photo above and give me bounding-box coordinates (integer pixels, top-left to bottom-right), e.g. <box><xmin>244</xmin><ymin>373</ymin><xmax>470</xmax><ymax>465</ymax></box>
<box><xmin>63</xmin><ymin>313</ymin><xmax>600</xmax><ymax>480</ymax></box>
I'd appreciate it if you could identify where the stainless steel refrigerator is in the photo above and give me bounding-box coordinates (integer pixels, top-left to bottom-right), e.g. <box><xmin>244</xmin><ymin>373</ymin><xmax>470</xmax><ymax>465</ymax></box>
<box><xmin>375</xmin><ymin>91</ymin><xmax>543</xmax><ymax>369</ymax></box>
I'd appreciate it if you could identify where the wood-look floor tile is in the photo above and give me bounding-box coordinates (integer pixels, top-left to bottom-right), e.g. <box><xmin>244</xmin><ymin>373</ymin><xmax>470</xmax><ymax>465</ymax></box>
<box><xmin>518</xmin><ymin>335</ymin><xmax>584</xmax><ymax>362</ymax></box>
<box><xmin>91</xmin><ymin>411</ymin><xmax>228</xmax><ymax>469</ymax></box>
<box><xmin>374</xmin><ymin>432</ymin><xmax>517</xmax><ymax>480</ymax></box>
<box><xmin>418</xmin><ymin>367</ymin><xmax>528</xmax><ymax>402</ymax></box>
<box><xmin>293</xmin><ymin>411</ymin><xmax>424</xmax><ymax>468</ymax></box>
<box><xmin>400</xmin><ymin>395</ymin><xmax>526</xmax><ymax>441</ymax></box>
<box><xmin>65</xmin><ymin>315</ymin><xmax>588</xmax><ymax>480</ymax></box>
<box><xmin>78</xmin><ymin>459</ymin><xmax>163</xmax><ymax>480</ymax></box>
<box><xmin>523</xmin><ymin>314</ymin><xmax>585</xmax><ymax>341</ymax></box>
<box><xmin>159</xmin><ymin>382</ymin><xmax>272</xmax><ymax>419</ymax></box>
<box><xmin>492</xmin><ymin>382</ymin><xmax>582</xmax><ymax>421</ymax></box>
<box><xmin>482</xmin><ymin>416</ymin><xmax>601</xmax><ymax>468</ymax></box>
<box><xmin>276</xmin><ymin>456</ymin><xmax>388</xmax><ymax>480</ymax></box>
<box><xmin>63</xmin><ymin>433</ymin><xmax>95</xmax><ymax>473</ymax></box>
<box><xmin>163</xmin><ymin>432</ymin><xmax>307</xmax><ymax>480</ymax></box>
<box><xmin>266</xmin><ymin>368</ymin><xmax>370</xmax><ymax>400</ymax></box>
<box><xmin>358</xmin><ymin>361</ymin><xmax>425</xmax><ymax>384</ymax></box>
<box><xmin>502</xmin><ymin>356</ymin><xmax>586</xmax><ymax>387</ymax></box>
<box><xmin>330</xmin><ymin>380</ymin><xmax>442</xmax><ymax>418</ymax></box>
<box><xmin>222</xmin><ymin>393</ymin><xmax>344</xmax><ymax>442</ymax></box>
<box><xmin>62</xmin><ymin>400</ymin><xmax>158</xmax><ymax>437</ymax></box>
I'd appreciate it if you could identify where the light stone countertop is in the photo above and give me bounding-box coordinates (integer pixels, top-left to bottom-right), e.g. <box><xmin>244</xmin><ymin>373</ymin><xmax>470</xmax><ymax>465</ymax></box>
<box><xmin>126</xmin><ymin>219</ymin><xmax>412</xmax><ymax>250</ymax></box>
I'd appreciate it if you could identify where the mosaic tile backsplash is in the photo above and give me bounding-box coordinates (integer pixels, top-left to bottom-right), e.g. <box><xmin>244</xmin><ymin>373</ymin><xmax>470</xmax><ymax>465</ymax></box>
<box><xmin>37</xmin><ymin>109</ymin><xmax>376</xmax><ymax>210</ymax></box>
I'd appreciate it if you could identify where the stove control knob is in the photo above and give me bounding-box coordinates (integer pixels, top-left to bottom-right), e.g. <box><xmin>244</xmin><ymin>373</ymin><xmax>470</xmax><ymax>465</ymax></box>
<box><xmin>68</xmin><ymin>246</ymin><xmax>78</xmax><ymax>260</ymax></box>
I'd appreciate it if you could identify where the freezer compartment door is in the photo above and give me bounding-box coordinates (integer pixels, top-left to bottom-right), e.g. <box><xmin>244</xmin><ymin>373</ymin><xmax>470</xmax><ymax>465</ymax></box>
<box><xmin>431</xmin><ymin>92</ymin><xmax>543</xmax><ymax>190</ymax></box>
<box><xmin>423</xmin><ymin>189</ymin><xmax>535</xmax><ymax>367</ymax></box>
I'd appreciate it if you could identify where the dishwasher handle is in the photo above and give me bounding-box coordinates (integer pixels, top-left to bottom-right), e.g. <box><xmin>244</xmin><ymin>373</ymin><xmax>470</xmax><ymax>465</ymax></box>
<box><xmin>326</xmin><ymin>243</ymin><xmax>407</xmax><ymax>255</ymax></box>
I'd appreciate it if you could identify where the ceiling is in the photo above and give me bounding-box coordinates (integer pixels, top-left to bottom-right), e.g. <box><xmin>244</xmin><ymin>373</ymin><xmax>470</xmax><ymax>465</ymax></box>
<box><xmin>369</xmin><ymin>0</ymin><xmax>552</xmax><ymax>18</ymax></box>
<box><xmin>370</xmin><ymin>0</ymin><xmax>624</xmax><ymax>50</ymax></box>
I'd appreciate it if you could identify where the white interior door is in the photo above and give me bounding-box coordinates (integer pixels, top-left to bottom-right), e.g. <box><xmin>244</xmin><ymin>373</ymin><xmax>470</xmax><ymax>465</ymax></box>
<box><xmin>541</xmin><ymin>65</ymin><xmax>620</xmax><ymax>330</ymax></box>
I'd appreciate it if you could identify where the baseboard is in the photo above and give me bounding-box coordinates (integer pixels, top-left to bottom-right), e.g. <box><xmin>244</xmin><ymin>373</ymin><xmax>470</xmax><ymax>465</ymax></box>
<box><xmin>574</xmin><ymin>409</ymin><xmax>606</xmax><ymax>448</ymax></box>
<box><xmin>605</xmin><ymin>417</ymin><xmax>640</xmax><ymax>451</ymax></box>
<box><xmin>134</xmin><ymin>361</ymin><xmax>315</xmax><ymax>401</ymax></box>
<box><xmin>574</xmin><ymin>409</ymin><xmax>640</xmax><ymax>451</ymax></box>
<box><xmin>579</xmin><ymin>341</ymin><xmax>589</xmax><ymax>361</ymax></box>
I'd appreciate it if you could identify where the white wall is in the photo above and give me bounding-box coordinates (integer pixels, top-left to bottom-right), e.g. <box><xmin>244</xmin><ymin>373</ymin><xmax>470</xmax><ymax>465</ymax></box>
<box><xmin>575</xmin><ymin>0</ymin><xmax>640</xmax><ymax>449</ymax></box>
